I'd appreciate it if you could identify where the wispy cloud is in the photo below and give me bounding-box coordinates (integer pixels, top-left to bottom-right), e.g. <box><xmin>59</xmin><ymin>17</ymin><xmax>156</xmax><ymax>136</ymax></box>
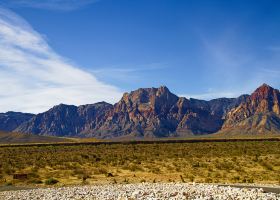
<box><xmin>198</xmin><ymin>26</ymin><xmax>280</xmax><ymax>97</ymax></box>
<box><xmin>92</xmin><ymin>63</ymin><xmax>166</xmax><ymax>74</ymax></box>
<box><xmin>181</xmin><ymin>88</ymin><xmax>241</xmax><ymax>100</ymax></box>
<box><xmin>0</xmin><ymin>7</ymin><xmax>122</xmax><ymax>113</ymax></box>
<box><xmin>0</xmin><ymin>0</ymin><xmax>99</xmax><ymax>11</ymax></box>
<box><xmin>182</xmin><ymin>92</ymin><xmax>241</xmax><ymax>100</ymax></box>
<box><xmin>91</xmin><ymin>63</ymin><xmax>167</xmax><ymax>82</ymax></box>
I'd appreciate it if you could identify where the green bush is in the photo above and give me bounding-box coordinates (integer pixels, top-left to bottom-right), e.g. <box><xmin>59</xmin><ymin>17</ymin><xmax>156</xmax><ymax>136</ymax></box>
<box><xmin>4</xmin><ymin>182</ymin><xmax>13</xmax><ymax>186</ymax></box>
<box><xmin>45</xmin><ymin>178</ymin><xmax>59</xmax><ymax>185</ymax></box>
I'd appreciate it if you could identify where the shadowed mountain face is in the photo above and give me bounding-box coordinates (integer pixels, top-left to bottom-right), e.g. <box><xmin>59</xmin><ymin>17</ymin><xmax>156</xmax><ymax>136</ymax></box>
<box><xmin>15</xmin><ymin>102</ymin><xmax>113</xmax><ymax>137</ymax></box>
<box><xmin>2</xmin><ymin>84</ymin><xmax>280</xmax><ymax>138</ymax></box>
<box><xmin>0</xmin><ymin>112</ymin><xmax>34</xmax><ymax>132</ymax></box>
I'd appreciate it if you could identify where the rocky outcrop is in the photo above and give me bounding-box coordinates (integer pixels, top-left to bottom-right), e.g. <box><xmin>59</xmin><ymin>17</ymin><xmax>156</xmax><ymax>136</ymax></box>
<box><xmin>221</xmin><ymin>84</ymin><xmax>280</xmax><ymax>135</ymax></box>
<box><xmin>0</xmin><ymin>112</ymin><xmax>34</xmax><ymax>132</ymax></box>
<box><xmin>90</xmin><ymin>86</ymin><xmax>180</xmax><ymax>138</ymax></box>
<box><xmin>85</xmin><ymin>86</ymin><xmax>239</xmax><ymax>138</ymax></box>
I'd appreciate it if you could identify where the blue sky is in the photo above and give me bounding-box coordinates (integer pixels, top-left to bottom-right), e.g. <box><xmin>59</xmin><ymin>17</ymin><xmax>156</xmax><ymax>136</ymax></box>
<box><xmin>0</xmin><ymin>0</ymin><xmax>280</xmax><ymax>112</ymax></box>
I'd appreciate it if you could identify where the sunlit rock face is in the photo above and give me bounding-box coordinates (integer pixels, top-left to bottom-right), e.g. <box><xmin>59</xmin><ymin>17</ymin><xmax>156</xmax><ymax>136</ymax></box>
<box><xmin>222</xmin><ymin>84</ymin><xmax>280</xmax><ymax>134</ymax></box>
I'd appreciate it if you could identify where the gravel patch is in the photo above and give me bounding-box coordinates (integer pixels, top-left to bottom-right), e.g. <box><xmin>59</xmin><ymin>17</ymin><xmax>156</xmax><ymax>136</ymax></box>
<box><xmin>0</xmin><ymin>183</ymin><xmax>279</xmax><ymax>200</ymax></box>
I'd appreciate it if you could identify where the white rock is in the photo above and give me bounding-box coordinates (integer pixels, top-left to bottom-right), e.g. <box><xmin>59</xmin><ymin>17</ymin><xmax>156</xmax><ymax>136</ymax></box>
<box><xmin>0</xmin><ymin>183</ymin><xmax>279</xmax><ymax>200</ymax></box>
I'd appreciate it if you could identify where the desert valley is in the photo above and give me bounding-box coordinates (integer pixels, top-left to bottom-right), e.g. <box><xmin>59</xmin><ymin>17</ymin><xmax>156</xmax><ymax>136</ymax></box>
<box><xmin>1</xmin><ymin>0</ymin><xmax>280</xmax><ymax>199</ymax></box>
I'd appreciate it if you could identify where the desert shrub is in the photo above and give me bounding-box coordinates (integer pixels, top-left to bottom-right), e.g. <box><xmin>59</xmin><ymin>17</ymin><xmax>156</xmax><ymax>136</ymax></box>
<box><xmin>5</xmin><ymin>182</ymin><xmax>13</xmax><ymax>186</ymax></box>
<box><xmin>106</xmin><ymin>172</ymin><xmax>114</xmax><ymax>177</ymax></box>
<box><xmin>213</xmin><ymin>172</ymin><xmax>222</xmax><ymax>178</ymax></box>
<box><xmin>259</xmin><ymin>160</ymin><xmax>274</xmax><ymax>170</ymax></box>
<box><xmin>45</xmin><ymin>178</ymin><xmax>59</xmax><ymax>185</ymax></box>
<box><xmin>187</xmin><ymin>175</ymin><xmax>195</xmax><ymax>182</ymax></box>
<box><xmin>207</xmin><ymin>165</ymin><xmax>213</xmax><ymax>172</ymax></box>
<box><xmin>150</xmin><ymin>166</ymin><xmax>161</xmax><ymax>174</ymax></box>
<box><xmin>27</xmin><ymin>178</ymin><xmax>43</xmax><ymax>184</ymax></box>
<box><xmin>93</xmin><ymin>167</ymin><xmax>107</xmax><ymax>175</ymax></box>
<box><xmin>123</xmin><ymin>164</ymin><xmax>143</xmax><ymax>172</ymax></box>
<box><xmin>192</xmin><ymin>162</ymin><xmax>200</xmax><ymax>168</ymax></box>
<box><xmin>28</xmin><ymin>172</ymin><xmax>39</xmax><ymax>178</ymax></box>
<box><xmin>3</xmin><ymin>165</ymin><xmax>14</xmax><ymax>175</ymax></box>
<box><xmin>232</xmin><ymin>176</ymin><xmax>240</xmax><ymax>182</ymax></box>
<box><xmin>247</xmin><ymin>177</ymin><xmax>254</xmax><ymax>183</ymax></box>
<box><xmin>215</xmin><ymin>160</ymin><xmax>234</xmax><ymax>171</ymax></box>
<box><xmin>204</xmin><ymin>178</ymin><xmax>212</xmax><ymax>183</ymax></box>
<box><xmin>180</xmin><ymin>175</ymin><xmax>185</xmax><ymax>183</ymax></box>
<box><xmin>125</xmin><ymin>178</ymin><xmax>130</xmax><ymax>183</ymax></box>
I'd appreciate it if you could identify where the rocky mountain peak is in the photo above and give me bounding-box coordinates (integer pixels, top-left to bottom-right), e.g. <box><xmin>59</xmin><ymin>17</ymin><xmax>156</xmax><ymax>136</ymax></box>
<box><xmin>221</xmin><ymin>83</ymin><xmax>280</xmax><ymax>133</ymax></box>
<box><xmin>157</xmin><ymin>85</ymin><xmax>169</xmax><ymax>94</ymax></box>
<box><xmin>251</xmin><ymin>83</ymin><xmax>275</xmax><ymax>101</ymax></box>
<box><xmin>51</xmin><ymin>103</ymin><xmax>76</xmax><ymax>110</ymax></box>
<box><xmin>119</xmin><ymin>86</ymin><xmax>178</xmax><ymax>107</ymax></box>
<box><xmin>249</xmin><ymin>83</ymin><xmax>280</xmax><ymax>114</ymax></box>
<box><xmin>256</xmin><ymin>83</ymin><xmax>272</xmax><ymax>90</ymax></box>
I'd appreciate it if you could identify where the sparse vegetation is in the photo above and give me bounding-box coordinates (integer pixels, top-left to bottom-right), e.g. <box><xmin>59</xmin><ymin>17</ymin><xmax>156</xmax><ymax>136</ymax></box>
<box><xmin>0</xmin><ymin>141</ymin><xmax>280</xmax><ymax>186</ymax></box>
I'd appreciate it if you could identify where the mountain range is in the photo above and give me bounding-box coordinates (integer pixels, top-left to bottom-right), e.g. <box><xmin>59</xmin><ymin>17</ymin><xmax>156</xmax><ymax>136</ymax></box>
<box><xmin>1</xmin><ymin>83</ymin><xmax>280</xmax><ymax>139</ymax></box>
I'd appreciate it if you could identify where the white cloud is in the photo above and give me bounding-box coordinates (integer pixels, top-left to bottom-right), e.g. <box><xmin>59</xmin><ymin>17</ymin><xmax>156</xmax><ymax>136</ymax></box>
<box><xmin>0</xmin><ymin>0</ymin><xmax>99</xmax><ymax>11</ymax></box>
<box><xmin>0</xmin><ymin>7</ymin><xmax>122</xmax><ymax>113</ymax></box>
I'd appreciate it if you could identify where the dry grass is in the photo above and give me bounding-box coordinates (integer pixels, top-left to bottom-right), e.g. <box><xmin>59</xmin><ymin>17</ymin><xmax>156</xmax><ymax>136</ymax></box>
<box><xmin>0</xmin><ymin>141</ymin><xmax>280</xmax><ymax>187</ymax></box>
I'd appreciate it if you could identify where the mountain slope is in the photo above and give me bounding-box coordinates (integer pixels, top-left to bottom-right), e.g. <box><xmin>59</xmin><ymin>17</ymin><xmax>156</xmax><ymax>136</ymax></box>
<box><xmin>0</xmin><ymin>131</ymin><xmax>70</xmax><ymax>144</ymax></box>
<box><xmin>220</xmin><ymin>84</ymin><xmax>280</xmax><ymax>135</ymax></box>
<box><xmin>15</xmin><ymin>102</ymin><xmax>113</xmax><ymax>137</ymax></box>
<box><xmin>0</xmin><ymin>112</ymin><xmax>34</xmax><ymax>132</ymax></box>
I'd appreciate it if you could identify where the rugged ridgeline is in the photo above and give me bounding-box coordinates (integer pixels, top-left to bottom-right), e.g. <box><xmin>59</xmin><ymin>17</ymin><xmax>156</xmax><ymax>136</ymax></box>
<box><xmin>1</xmin><ymin>83</ymin><xmax>280</xmax><ymax>138</ymax></box>
<box><xmin>14</xmin><ymin>86</ymin><xmax>244</xmax><ymax>138</ymax></box>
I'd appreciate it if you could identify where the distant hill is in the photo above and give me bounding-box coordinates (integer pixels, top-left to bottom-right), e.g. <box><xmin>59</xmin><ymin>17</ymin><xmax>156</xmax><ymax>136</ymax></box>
<box><xmin>15</xmin><ymin>102</ymin><xmax>113</xmax><ymax>137</ymax></box>
<box><xmin>0</xmin><ymin>112</ymin><xmax>34</xmax><ymax>131</ymax></box>
<box><xmin>0</xmin><ymin>131</ymin><xmax>70</xmax><ymax>144</ymax></box>
<box><xmin>0</xmin><ymin>83</ymin><xmax>280</xmax><ymax>139</ymax></box>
